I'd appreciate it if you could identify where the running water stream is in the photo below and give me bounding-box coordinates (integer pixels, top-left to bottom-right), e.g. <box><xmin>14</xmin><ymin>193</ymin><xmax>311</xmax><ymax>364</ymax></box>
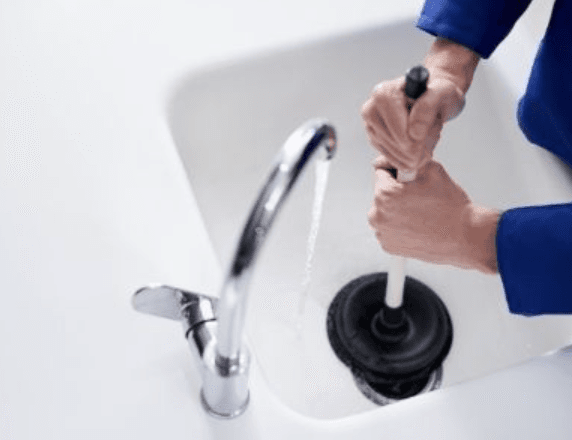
<box><xmin>296</xmin><ymin>158</ymin><xmax>331</xmax><ymax>333</ymax></box>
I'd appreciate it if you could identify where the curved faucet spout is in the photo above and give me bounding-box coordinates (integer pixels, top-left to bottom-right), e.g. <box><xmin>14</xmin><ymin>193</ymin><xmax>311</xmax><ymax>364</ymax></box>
<box><xmin>216</xmin><ymin>119</ymin><xmax>337</xmax><ymax>362</ymax></box>
<box><xmin>132</xmin><ymin>119</ymin><xmax>338</xmax><ymax>418</ymax></box>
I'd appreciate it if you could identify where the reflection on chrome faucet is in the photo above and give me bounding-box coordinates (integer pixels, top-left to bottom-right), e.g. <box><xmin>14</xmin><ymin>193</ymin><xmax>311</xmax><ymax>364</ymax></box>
<box><xmin>132</xmin><ymin>119</ymin><xmax>337</xmax><ymax>419</ymax></box>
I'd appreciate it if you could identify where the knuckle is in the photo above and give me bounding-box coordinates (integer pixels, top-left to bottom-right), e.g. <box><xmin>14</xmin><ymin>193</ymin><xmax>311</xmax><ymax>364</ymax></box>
<box><xmin>370</xmin><ymin>94</ymin><xmax>387</xmax><ymax>111</ymax></box>
<box><xmin>376</xmin><ymin>202</ymin><xmax>394</xmax><ymax>220</ymax></box>
<box><xmin>370</xmin><ymin>198</ymin><xmax>390</xmax><ymax>220</ymax></box>
<box><xmin>387</xmin><ymin>85</ymin><xmax>404</xmax><ymax>102</ymax></box>
<box><xmin>361</xmin><ymin>100</ymin><xmax>373</xmax><ymax>119</ymax></box>
<box><xmin>368</xmin><ymin>136</ymin><xmax>384</xmax><ymax>150</ymax></box>
<box><xmin>367</xmin><ymin>206</ymin><xmax>377</xmax><ymax>224</ymax></box>
<box><xmin>373</xmin><ymin>80</ymin><xmax>401</xmax><ymax>101</ymax></box>
<box><xmin>372</xmin><ymin>200</ymin><xmax>383</xmax><ymax>217</ymax></box>
<box><xmin>373</xmin><ymin>81</ymin><xmax>389</xmax><ymax>95</ymax></box>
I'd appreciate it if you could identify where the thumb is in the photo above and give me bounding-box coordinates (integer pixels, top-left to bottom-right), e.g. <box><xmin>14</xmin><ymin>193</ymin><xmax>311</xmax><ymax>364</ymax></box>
<box><xmin>407</xmin><ymin>91</ymin><xmax>441</xmax><ymax>141</ymax></box>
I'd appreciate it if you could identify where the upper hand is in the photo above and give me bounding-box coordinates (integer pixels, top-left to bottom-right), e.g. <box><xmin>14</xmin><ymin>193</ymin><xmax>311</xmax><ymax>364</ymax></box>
<box><xmin>361</xmin><ymin>69</ymin><xmax>465</xmax><ymax>172</ymax></box>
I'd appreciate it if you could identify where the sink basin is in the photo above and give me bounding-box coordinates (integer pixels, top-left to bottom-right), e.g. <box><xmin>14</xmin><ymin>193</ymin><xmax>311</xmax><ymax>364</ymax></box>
<box><xmin>168</xmin><ymin>21</ymin><xmax>572</xmax><ymax>419</ymax></box>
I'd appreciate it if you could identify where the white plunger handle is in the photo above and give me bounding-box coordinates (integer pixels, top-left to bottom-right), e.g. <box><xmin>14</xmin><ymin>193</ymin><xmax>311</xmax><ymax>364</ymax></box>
<box><xmin>386</xmin><ymin>256</ymin><xmax>407</xmax><ymax>308</ymax></box>
<box><xmin>385</xmin><ymin>169</ymin><xmax>417</xmax><ymax>309</ymax></box>
<box><xmin>384</xmin><ymin>64</ymin><xmax>428</xmax><ymax>309</ymax></box>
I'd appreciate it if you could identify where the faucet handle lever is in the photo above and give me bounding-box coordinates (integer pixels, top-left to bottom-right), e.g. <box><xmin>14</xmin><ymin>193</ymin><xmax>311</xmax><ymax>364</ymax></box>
<box><xmin>132</xmin><ymin>285</ymin><xmax>247</xmax><ymax>419</ymax></box>
<box><xmin>133</xmin><ymin>285</ymin><xmax>217</xmax><ymax>331</ymax></box>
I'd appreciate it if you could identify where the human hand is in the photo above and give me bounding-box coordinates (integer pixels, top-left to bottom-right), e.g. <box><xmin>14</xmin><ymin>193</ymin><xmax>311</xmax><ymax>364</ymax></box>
<box><xmin>368</xmin><ymin>155</ymin><xmax>499</xmax><ymax>274</ymax></box>
<box><xmin>361</xmin><ymin>70</ymin><xmax>465</xmax><ymax>173</ymax></box>
<box><xmin>361</xmin><ymin>38</ymin><xmax>480</xmax><ymax>175</ymax></box>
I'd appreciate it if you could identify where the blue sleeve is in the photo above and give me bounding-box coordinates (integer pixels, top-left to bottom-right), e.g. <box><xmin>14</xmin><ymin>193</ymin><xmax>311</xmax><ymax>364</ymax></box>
<box><xmin>496</xmin><ymin>203</ymin><xmax>572</xmax><ymax>315</ymax></box>
<box><xmin>416</xmin><ymin>0</ymin><xmax>534</xmax><ymax>58</ymax></box>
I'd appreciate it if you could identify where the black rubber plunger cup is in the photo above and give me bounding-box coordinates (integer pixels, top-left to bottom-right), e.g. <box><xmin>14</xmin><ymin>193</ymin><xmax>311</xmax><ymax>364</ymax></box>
<box><xmin>326</xmin><ymin>66</ymin><xmax>453</xmax><ymax>403</ymax></box>
<box><xmin>327</xmin><ymin>272</ymin><xmax>453</xmax><ymax>401</ymax></box>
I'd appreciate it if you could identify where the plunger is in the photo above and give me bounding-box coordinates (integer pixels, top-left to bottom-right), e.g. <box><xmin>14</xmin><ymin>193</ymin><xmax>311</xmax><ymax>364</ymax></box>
<box><xmin>326</xmin><ymin>66</ymin><xmax>453</xmax><ymax>403</ymax></box>
<box><xmin>383</xmin><ymin>64</ymin><xmax>429</xmax><ymax>328</ymax></box>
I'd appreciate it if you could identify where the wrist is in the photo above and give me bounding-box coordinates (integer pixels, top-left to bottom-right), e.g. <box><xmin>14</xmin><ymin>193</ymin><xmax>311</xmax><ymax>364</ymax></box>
<box><xmin>424</xmin><ymin>38</ymin><xmax>480</xmax><ymax>94</ymax></box>
<box><xmin>462</xmin><ymin>204</ymin><xmax>500</xmax><ymax>274</ymax></box>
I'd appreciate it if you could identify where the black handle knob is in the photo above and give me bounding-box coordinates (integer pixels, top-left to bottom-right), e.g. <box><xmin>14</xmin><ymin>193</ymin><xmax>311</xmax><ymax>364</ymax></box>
<box><xmin>404</xmin><ymin>65</ymin><xmax>429</xmax><ymax>100</ymax></box>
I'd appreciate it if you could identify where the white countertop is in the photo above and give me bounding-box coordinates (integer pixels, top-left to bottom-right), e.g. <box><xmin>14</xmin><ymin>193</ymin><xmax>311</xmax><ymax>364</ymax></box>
<box><xmin>2</xmin><ymin>0</ymin><xmax>570</xmax><ymax>439</ymax></box>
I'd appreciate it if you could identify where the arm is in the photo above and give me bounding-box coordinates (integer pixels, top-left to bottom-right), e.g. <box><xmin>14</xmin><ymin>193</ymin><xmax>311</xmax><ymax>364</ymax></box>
<box><xmin>415</xmin><ymin>0</ymin><xmax>572</xmax><ymax>315</ymax></box>
<box><xmin>498</xmin><ymin>205</ymin><xmax>572</xmax><ymax>314</ymax></box>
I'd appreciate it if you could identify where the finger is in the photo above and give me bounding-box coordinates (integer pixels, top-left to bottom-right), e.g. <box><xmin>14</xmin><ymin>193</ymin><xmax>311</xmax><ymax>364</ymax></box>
<box><xmin>372</xmin><ymin>154</ymin><xmax>393</xmax><ymax>170</ymax></box>
<box><xmin>365</xmin><ymin>127</ymin><xmax>413</xmax><ymax>171</ymax></box>
<box><xmin>407</xmin><ymin>88</ymin><xmax>442</xmax><ymax>142</ymax></box>
<box><xmin>373</xmin><ymin>79</ymin><xmax>415</xmax><ymax>157</ymax></box>
<box><xmin>367</xmin><ymin>205</ymin><xmax>381</xmax><ymax>228</ymax></box>
<box><xmin>374</xmin><ymin>167</ymin><xmax>400</xmax><ymax>190</ymax></box>
<box><xmin>441</xmin><ymin>86</ymin><xmax>466</xmax><ymax>121</ymax></box>
<box><xmin>373</xmin><ymin>153</ymin><xmax>419</xmax><ymax>182</ymax></box>
<box><xmin>416</xmin><ymin>118</ymin><xmax>444</xmax><ymax>168</ymax></box>
<box><xmin>364</xmin><ymin>79</ymin><xmax>419</xmax><ymax>168</ymax></box>
<box><xmin>365</xmin><ymin>118</ymin><xmax>419</xmax><ymax>171</ymax></box>
<box><xmin>426</xmin><ymin>118</ymin><xmax>443</xmax><ymax>148</ymax></box>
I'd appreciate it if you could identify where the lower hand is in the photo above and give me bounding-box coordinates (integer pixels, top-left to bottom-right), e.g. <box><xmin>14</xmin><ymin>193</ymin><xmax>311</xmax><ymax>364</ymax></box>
<box><xmin>368</xmin><ymin>155</ymin><xmax>500</xmax><ymax>274</ymax></box>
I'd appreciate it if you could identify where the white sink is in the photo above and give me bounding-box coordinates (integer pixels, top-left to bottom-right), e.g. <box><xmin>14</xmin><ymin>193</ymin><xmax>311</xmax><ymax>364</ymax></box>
<box><xmin>168</xmin><ymin>21</ymin><xmax>572</xmax><ymax>419</ymax></box>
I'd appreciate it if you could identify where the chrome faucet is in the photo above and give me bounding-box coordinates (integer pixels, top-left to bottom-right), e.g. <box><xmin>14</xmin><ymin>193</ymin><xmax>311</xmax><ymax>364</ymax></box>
<box><xmin>132</xmin><ymin>119</ymin><xmax>337</xmax><ymax>418</ymax></box>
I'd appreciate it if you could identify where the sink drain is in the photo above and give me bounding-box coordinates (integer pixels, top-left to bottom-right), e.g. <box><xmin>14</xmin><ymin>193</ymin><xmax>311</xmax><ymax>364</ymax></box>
<box><xmin>354</xmin><ymin>365</ymin><xmax>443</xmax><ymax>406</ymax></box>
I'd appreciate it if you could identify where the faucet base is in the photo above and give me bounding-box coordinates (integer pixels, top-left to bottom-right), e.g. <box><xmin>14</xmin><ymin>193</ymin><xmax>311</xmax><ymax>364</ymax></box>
<box><xmin>200</xmin><ymin>389</ymin><xmax>250</xmax><ymax>419</ymax></box>
<box><xmin>132</xmin><ymin>285</ymin><xmax>251</xmax><ymax>418</ymax></box>
<box><xmin>200</xmin><ymin>340</ymin><xmax>251</xmax><ymax>419</ymax></box>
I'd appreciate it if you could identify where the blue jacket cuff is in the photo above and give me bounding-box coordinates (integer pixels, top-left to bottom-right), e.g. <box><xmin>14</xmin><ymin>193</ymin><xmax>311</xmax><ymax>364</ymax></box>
<box><xmin>496</xmin><ymin>204</ymin><xmax>572</xmax><ymax>315</ymax></box>
<box><xmin>416</xmin><ymin>0</ymin><xmax>534</xmax><ymax>59</ymax></box>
